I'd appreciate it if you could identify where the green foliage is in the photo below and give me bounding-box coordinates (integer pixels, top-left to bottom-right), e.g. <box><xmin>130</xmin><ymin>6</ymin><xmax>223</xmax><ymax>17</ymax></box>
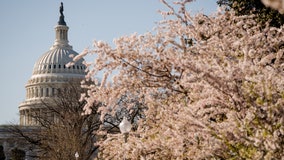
<box><xmin>217</xmin><ymin>0</ymin><xmax>284</xmax><ymax>27</ymax></box>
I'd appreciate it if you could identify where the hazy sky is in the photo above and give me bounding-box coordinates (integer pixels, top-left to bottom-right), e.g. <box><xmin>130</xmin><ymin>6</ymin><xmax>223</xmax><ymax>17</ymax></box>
<box><xmin>0</xmin><ymin>0</ymin><xmax>217</xmax><ymax>124</ymax></box>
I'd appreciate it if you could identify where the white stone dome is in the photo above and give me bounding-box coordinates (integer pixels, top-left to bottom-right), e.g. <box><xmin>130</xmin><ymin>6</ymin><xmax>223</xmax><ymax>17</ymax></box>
<box><xmin>19</xmin><ymin>7</ymin><xmax>87</xmax><ymax>126</ymax></box>
<box><xmin>32</xmin><ymin>47</ymin><xmax>85</xmax><ymax>75</ymax></box>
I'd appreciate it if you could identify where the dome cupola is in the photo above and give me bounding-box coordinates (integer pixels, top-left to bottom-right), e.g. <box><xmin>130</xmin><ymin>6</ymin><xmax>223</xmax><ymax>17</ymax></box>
<box><xmin>31</xmin><ymin>2</ymin><xmax>85</xmax><ymax>76</ymax></box>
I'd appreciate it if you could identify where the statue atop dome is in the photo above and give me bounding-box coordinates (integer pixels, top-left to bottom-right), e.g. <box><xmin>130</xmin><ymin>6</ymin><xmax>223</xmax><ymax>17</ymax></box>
<box><xmin>58</xmin><ymin>2</ymin><xmax>66</xmax><ymax>25</ymax></box>
<box><xmin>60</xmin><ymin>2</ymin><xmax>64</xmax><ymax>16</ymax></box>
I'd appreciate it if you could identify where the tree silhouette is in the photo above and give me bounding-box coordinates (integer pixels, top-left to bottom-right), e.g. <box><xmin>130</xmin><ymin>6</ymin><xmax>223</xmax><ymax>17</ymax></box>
<box><xmin>9</xmin><ymin>83</ymin><xmax>101</xmax><ymax>160</ymax></box>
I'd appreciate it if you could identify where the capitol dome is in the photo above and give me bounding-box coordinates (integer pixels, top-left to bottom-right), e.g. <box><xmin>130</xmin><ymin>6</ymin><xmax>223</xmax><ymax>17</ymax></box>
<box><xmin>32</xmin><ymin>48</ymin><xmax>85</xmax><ymax>75</ymax></box>
<box><xmin>19</xmin><ymin>6</ymin><xmax>86</xmax><ymax>125</ymax></box>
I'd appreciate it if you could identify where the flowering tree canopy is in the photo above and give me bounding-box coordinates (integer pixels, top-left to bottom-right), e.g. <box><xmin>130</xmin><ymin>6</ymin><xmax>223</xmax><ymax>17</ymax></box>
<box><xmin>72</xmin><ymin>0</ymin><xmax>284</xmax><ymax>159</ymax></box>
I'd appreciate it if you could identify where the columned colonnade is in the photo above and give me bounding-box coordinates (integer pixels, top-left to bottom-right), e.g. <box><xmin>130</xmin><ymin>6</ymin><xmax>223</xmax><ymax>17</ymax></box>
<box><xmin>26</xmin><ymin>87</ymin><xmax>56</xmax><ymax>99</ymax></box>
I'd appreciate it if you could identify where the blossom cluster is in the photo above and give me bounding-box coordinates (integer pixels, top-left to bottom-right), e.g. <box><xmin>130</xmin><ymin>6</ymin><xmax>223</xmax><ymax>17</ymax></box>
<box><xmin>72</xmin><ymin>0</ymin><xmax>284</xmax><ymax>159</ymax></box>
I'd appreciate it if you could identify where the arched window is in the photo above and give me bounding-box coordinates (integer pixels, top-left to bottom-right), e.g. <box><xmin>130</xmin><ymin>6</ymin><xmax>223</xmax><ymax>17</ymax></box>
<box><xmin>40</xmin><ymin>88</ymin><xmax>43</xmax><ymax>97</ymax></box>
<box><xmin>46</xmin><ymin>88</ymin><xmax>49</xmax><ymax>97</ymax></box>
<box><xmin>35</xmin><ymin>88</ymin><xmax>38</xmax><ymax>97</ymax></box>
<box><xmin>32</xmin><ymin>88</ymin><xmax>34</xmax><ymax>98</ymax></box>
<box><xmin>52</xmin><ymin>88</ymin><xmax>55</xmax><ymax>96</ymax></box>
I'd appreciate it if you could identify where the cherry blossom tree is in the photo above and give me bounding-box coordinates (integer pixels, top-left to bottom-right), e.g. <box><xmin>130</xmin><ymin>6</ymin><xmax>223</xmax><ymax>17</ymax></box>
<box><xmin>72</xmin><ymin>0</ymin><xmax>284</xmax><ymax>159</ymax></box>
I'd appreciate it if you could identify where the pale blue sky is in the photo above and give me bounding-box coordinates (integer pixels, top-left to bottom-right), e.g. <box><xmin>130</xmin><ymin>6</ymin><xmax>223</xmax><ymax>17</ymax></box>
<box><xmin>0</xmin><ymin>0</ymin><xmax>217</xmax><ymax>124</ymax></box>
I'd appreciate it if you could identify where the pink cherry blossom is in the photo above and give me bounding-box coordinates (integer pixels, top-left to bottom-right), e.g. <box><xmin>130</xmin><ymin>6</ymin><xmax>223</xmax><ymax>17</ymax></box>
<box><xmin>71</xmin><ymin>0</ymin><xmax>284</xmax><ymax>159</ymax></box>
